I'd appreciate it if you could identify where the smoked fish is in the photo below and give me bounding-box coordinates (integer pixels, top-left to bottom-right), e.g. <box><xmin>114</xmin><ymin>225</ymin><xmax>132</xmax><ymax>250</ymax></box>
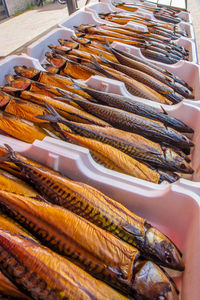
<box><xmin>0</xmin><ymin>190</ymin><xmax>178</xmax><ymax>299</ymax></box>
<box><xmin>73</xmin><ymin>84</ymin><xmax>193</xmax><ymax>133</ymax></box>
<box><xmin>37</xmin><ymin>104</ymin><xmax>193</xmax><ymax>173</ymax></box>
<box><xmin>0</xmin><ymin>145</ymin><xmax>185</xmax><ymax>271</ymax></box>
<box><xmin>0</xmin><ymin>229</ymin><xmax>129</xmax><ymax>299</ymax></box>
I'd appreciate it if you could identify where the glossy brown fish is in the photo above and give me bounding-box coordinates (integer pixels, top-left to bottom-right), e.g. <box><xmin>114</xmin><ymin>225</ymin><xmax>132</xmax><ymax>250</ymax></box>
<box><xmin>87</xmin><ymin>57</ymin><xmax>172</xmax><ymax>104</ymax></box>
<box><xmin>54</xmin><ymin>129</ymin><xmax>161</xmax><ymax>183</ymax></box>
<box><xmin>0</xmin><ymin>111</ymin><xmax>47</xmax><ymax>143</ymax></box>
<box><xmin>0</xmin><ymin>229</ymin><xmax>129</xmax><ymax>299</ymax></box>
<box><xmin>45</xmin><ymin>51</ymin><xmax>102</xmax><ymax>79</ymax></box>
<box><xmin>0</xmin><ymin>145</ymin><xmax>185</xmax><ymax>272</ymax></box>
<box><xmin>106</xmin><ymin>45</ymin><xmax>193</xmax><ymax>97</ymax></box>
<box><xmin>0</xmin><ymin>190</ymin><xmax>179</xmax><ymax>299</ymax></box>
<box><xmin>73</xmin><ymin>84</ymin><xmax>194</xmax><ymax>133</ymax></box>
<box><xmin>2</xmin><ymin>86</ymin><xmax>110</xmax><ymax>127</ymax></box>
<box><xmin>99</xmin><ymin>56</ymin><xmax>183</xmax><ymax>104</ymax></box>
<box><xmin>0</xmin><ymin>169</ymin><xmax>38</xmax><ymax>196</ymax></box>
<box><xmin>60</xmin><ymin>94</ymin><xmax>193</xmax><ymax>151</ymax></box>
<box><xmin>37</xmin><ymin>104</ymin><xmax>193</xmax><ymax>174</ymax></box>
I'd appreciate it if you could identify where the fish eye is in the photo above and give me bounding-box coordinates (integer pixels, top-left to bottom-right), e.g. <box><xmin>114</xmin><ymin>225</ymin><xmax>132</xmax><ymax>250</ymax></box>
<box><xmin>180</xmin><ymin>163</ymin><xmax>186</xmax><ymax>169</ymax></box>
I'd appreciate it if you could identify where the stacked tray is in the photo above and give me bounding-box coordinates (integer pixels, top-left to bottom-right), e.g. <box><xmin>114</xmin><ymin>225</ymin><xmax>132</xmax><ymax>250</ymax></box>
<box><xmin>0</xmin><ymin>0</ymin><xmax>199</xmax><ymax>298</ymax></box>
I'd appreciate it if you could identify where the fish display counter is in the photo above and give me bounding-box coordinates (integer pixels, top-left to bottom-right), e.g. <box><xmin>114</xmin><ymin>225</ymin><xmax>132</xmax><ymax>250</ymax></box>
<box><xmin>0</xmin><ymin>0</ymin><xmax>199</xmax><ymax>298</ymax></box>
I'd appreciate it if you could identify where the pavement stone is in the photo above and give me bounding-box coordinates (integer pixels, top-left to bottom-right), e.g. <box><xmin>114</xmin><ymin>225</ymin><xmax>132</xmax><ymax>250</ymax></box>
<box><xmin>0</xmin><ymin>0</ymin><xmax>87</xmax><ymax>57</ymax></box>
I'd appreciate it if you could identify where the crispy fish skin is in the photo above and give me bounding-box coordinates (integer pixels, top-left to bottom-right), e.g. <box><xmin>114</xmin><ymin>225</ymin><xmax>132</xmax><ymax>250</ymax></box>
<box><xmin>107</xmin><ymin>46</ymin><xmax>193</xmax><ymax>96</ymax></box>
<box><xmin>45</xmin><ymin>51</ymin><xmax>102</xmax><ymax>79</ymax></box>
<box><xmin>100</xmin><ymin>56</ymin><xmax>183</xmax><ymax>104</ymax></box>
<box><xmin>0</xmin><ymin>146</ymin><xmax>184</xmax><ymax>271</ymax></box>
<box><xmin>0</xmin><ymin>170</ymin><xmax>37</xmax><ymax>197</ymax></box>
<box><xmin>0</xmin><ymin>229</ymin><xmax>128</xmax><ymax>300</ymax></box>
<box><xmin>38</xmin><ymin>106</ymin><xmax>193</xmax><ymax>174</ymax></box>
<box><xmin>0</xmin><ymin>212</ymin><xmax>35</xmax><ymax>299</ymax></box>
<box><xmin>0</xmin><ymin>112</ymin><xmax>47</xmax><ymax>143</ymax></box>
<box><xmin>74</xmin><ymin>84</ymin><xmax>193</xmax><ymax>133</ymax></box>
<box><xmin>55</xmin><ymin>130</ymin><xmax>161</xmax><ymax>183</ymax></box>
<box><xmin>0</xmin><ymin>191</ymin><xmax>140</xmax><ymax>295</ymax></box>
<box><xmin>62</xmin><ymin>96</ymin><xmax>192</xmax><ymax>151</ymax></box>
<box><xmin>2</xmin><ymin>85</ymin><xmax>110</xmax><ymax>127</ymax></box>
<box><xmin>3</xmin><ymin>97</ymin><xmax>48</xmax><ymax>123</ymax></box>
<box><xmin>0</xmin><ymin>272</ymin><xmax>28</xmax><ymax>299</ymax></box>
<box><xmin>86</xmin><ymin>58</ymin><xmax>171</xmax><ymax>104</ymax></box>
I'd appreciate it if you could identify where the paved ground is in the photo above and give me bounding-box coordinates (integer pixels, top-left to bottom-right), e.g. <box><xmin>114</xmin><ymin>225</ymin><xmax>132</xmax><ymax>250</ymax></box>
<box><xmin>0</xmin><ymin>0</ymin><xmax>199</xmax><ymax>61</ymax></box>
<box><xmin>0</xmin><ymin>0</ymin><xmax>87</xmax><ymax>57</ymax></box>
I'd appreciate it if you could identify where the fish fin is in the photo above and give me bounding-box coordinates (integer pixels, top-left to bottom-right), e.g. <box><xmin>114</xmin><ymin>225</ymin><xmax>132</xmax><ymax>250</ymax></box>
<box><xmin>122</xmin><ymin>223</ymin><xmax>143</xmax><ymax>237</ymax></box>
<box><xmin>36</xmin><ymin>102</ymin><xmax>63</xmax><ymax>123</ymax></box>
<box><xmin>160</xmin><ymin>106</ymin><xmax>168</xmax><ymax>115</ymax></box>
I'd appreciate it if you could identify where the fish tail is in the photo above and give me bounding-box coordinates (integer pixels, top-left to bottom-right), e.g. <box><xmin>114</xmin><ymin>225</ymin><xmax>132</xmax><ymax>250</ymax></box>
<box><xmin>36</xmin><ymin>102</ymin><xmax>63</xmax><ymax>123</ymax></box>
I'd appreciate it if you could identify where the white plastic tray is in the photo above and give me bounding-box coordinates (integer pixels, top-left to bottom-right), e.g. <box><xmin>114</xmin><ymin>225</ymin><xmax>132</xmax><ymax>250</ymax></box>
<box><xmin>27</xmin><ymin>27</ymin><xmax>200</xmax><ymax>102</ymax></box>
<box><xmin>0</xmin><ymin>133</ymin><xmax>199</xmax><ymax>299</ymax></box>
<box><xmin>100</xmin><ymin>0</ymin><xmax>192</xmax><ymax>23</ymax></box>
<box><xmin>1</xmin><ymin>54</ymin><xmax>200</xmax><ymax>193</ymax></box>
<box><xmin>85</xmin><ymin>2</ymin><xmax>194</xmax><ymax>40</ymax></box>
<box><xmin>58</xmin><ymin>10</ymin><xmax>197</xmax><ymax>64</ymax></box>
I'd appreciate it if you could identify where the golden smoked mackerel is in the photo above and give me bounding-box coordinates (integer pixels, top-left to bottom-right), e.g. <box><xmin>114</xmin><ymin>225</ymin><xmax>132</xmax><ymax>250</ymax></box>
<box><xmin>0</xmin><ymin>145</ymin><xmax>184</xmax><ymax>271</ymax></box>
<box><xmin>106</xmin><ymin>45</ymin><xmax>193</xmax><ymax>98</ymax></box>
<box><xmin>14</xmin><ymin>65</ymin><xmax>90</xmax><ymax>99</ymax></box>
<box><xmin>0</xmin><ymin>229</ymin><xmax>128</xmax><ymax>300</ymax></box>
<box><xmin>0</xmin><ymin>190</ymin><xmax>179</xmax><ymax>299</ymax></box>
<box><xmin>72</xmin><ymin>84</ymin><xmax>193</xmax><ymax>133</ymax></box>
<box><xmin>59</xmin><ymin>95</ymin><xmax>193</xmax><ymax>151</ymax></box>
<box><xmin>37</xmin><ymin>105</ymin><xmax>193</xmax><ymax>173</ymax></box>
<box><xmin>0</xmin><ymin>169</ymin><xmax>38</xmax><ymax>196</ymax></box>
<box><xmin>0</xmin><ymin>213</ymin><xmax>36</xmax><ymax>299</ymax></box>
<box><xmin>1</xmin><ymin>87</ymin><xmax>109</xmax><ymax>127</ymax></box>
<box><xmin>52</xmin><ymin>129</ymin><xmax>161</xmax><ymax>183</ymax></box>
<box><xmin>0</xmin><ymin>112</ymin><xmax>46</xmax><ymax>143</ymax></box>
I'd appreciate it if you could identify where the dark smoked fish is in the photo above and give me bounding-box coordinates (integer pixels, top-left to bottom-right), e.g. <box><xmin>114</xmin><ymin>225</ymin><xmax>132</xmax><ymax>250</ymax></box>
<box><xmin>0</xmin><ymin>190</ymin><xmax>180</xmax><ymax>299</ymax></box>
<box><xmin>106</xmin><ymin>45</ymin><xmax>193</xmax><ymax>96</ymax></box>
<box><xmin>72</xmin><ymin>84</ymin><xmax>193</xmax><ymax>133</ymax></box>
<box><xmin>99</xmin><ymin>56</ymin><xmax>183</xmax><ymax>104</ymax></box>
<box><xmin>0</xmin><ymin>228</ymin><xmax>128</xmax><ymax>299</ymax></box>
<box><xmin>0</xmin><ymin>147</ymin><xmax>184</xmax><ymax>272</ymax></box>
<box><xmin>57</xmin><ymin>94</ymin><xmax>193</xmax><ymax>152</ymax></box>
<box><xmin>37</xmin><ymin>103</ymin><xmax>193</xmax><ymax>174</ymax></box>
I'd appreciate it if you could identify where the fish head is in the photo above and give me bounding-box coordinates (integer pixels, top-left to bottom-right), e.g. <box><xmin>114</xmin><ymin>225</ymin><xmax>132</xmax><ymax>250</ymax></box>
<box><xmin>48</xmin><ymin>45</ymin><xmax>71</xmax><ymax>54</ymax></box>
<box><xmin>14</xmin><ymin>66</ymin><xmax>39</xmax><ymax>80</ymax></box>
<box><xmin>145</xmin><ymin>224</ymin><xmax>184</xmax><ymax>271</ymax></box>
<box><xmin>0</xmin><ymin>91</ymin><xmax>12</xmax><ymax>107</ymax></box>
<box><xmin>5</xmin><ymin>75</ymin><xmax>31</xmax><ymax>90</ymax></box>
<box><xmin>132</xmin><ymin>260</ymin><xmax>179</xmax><ymax>300</ymax></box>
<box><xmin>164</xmin><ymin>148</ymin><xmax>193</xmax><ymax>174</ymax></box>
<box><xmin>74</xmin><ymin>24</ymin><xmax>96</xmax><ymax>33</ymax></box>
<box><xmin>71</xmin><ymin>36</ymin><xmax>91</xmax><ymax>46</ymax></box>
<box><xmin>45</xmin><ymin>52</ymin><xmax>66</xmax><ymax>69</ymax></box>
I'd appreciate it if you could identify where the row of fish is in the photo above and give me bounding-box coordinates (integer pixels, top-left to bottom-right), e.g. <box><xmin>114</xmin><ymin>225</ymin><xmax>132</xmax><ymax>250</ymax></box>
<box><xmin>0</xmin><ymin>60</ymin><xmax>194</xmax><ymax>183</ymax></box>
<box><xmin>0</xmin><ymin>145</ymin><xmax>184</xmax><ymax>299</ymax></box>
<box><xmin>45</xmin><ymin>36</ymin><xmax>193</xmax><ymax>104</ymax></box>
<box><xmin>72</xmin><ymin>23</ymin><xmax>189</xmax><ymax>64</ymax></box>
<box><xmin>113</xmin><ymin>2</ymin><xmax>187</xmax><ymax>24</ymax></box>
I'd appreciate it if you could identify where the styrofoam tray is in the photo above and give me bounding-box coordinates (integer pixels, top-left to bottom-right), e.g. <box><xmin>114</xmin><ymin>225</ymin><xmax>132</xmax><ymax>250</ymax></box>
<box><xmin>58</xmin><ymin>10</ymin><xmax>197</xmax><ymax>64</ymax></box>
<box><xmin>27</xmin><ymin>27</ymin><xmax>200</xmax><ymax>102</ymax></box>
<box><xmin>85</xmin><ymin>2</ymin><xmax>194</xmax><ymax>40</ymax></box>
<box><xmin>100</xmin><ymin>0</ymin><xmax>192</xmax><ymax>23</ymax></box>
<box><xmin>0</xmin><ymin>133</ymin><xmax>199</xmax><ymax>299</ymax></box>
<box><xmin>1</xmin><ymin>54</ymin><xmax>200</xmax><ymax>194</ymax></box>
